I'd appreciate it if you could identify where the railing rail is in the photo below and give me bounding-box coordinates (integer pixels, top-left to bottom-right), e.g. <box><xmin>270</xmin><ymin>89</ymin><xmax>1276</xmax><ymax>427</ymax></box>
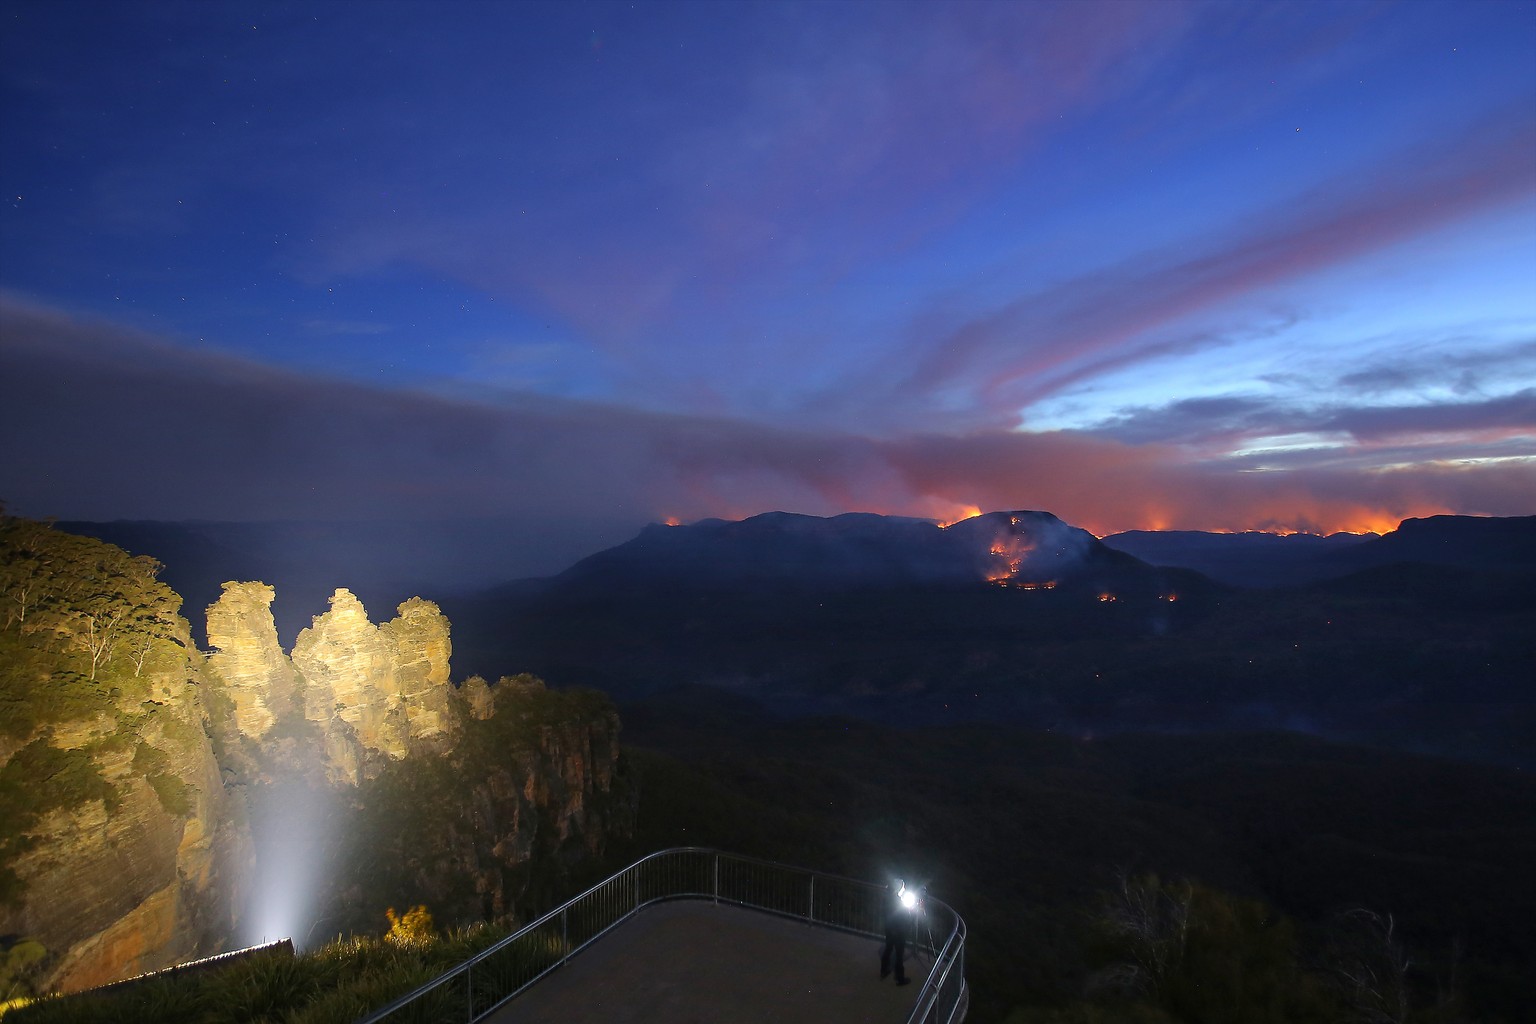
<box><xmin>357</xmin><ymin>847</ymin><xmax>966</xmax><ymax>1024</ymax></box>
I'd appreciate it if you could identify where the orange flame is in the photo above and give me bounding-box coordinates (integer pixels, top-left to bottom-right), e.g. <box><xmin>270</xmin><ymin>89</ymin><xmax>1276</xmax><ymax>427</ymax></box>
<box><xmin>986</xmin><ymin>534</ymin><xmax>1036</xmax><ymax>582</ymax></box>
<box><xmin>937</xmin><ymin>504</ymin><xmax>983</xmax><ymax>528</ymax></box>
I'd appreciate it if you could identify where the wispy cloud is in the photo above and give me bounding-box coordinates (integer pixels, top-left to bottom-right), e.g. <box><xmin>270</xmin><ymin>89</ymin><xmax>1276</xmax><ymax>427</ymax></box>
<box><xmin>857</xmin><ymin>110</ymin><xmax>1536</xmax><ymax>433</ymax></box>
<box><xmin>305</xmin><ymin>3</ymin><xmax>1195</xmax><ymax>361</ymax></box>
<box><xmin>1333</xmin><ymin>334</ymin><xmax>1536</xmax><ymax>397</ymax></box>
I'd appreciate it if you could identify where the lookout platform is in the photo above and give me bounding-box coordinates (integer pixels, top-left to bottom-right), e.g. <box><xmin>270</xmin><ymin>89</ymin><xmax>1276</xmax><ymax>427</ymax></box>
<box><xmin>485</xmin><ymin>900</ymin><xmax>925</xmax><ymax>1024</ymax></box>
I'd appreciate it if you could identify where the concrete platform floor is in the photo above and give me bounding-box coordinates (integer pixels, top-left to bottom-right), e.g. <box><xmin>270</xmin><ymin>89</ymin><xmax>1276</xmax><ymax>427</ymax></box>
<box><xmin>485</xmin><ymin>900</ymin><xmax>927</xmax><ymax>1024</ymax></box>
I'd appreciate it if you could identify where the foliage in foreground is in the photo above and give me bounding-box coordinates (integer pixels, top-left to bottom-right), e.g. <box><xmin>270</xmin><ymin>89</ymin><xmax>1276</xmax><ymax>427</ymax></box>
<box><xmin>0</xmin><ymin>918</ymin><xmax>560</xmax><ymax>1024</ymax></box>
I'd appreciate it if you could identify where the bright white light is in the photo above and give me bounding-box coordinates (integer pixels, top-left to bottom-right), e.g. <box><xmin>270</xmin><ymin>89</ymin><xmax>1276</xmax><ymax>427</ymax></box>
<box><xmin>900</xmin><ymin>888</ymin><xmax>917</xmax><ymax>910</ymax></box>
<box><xmin>243</xmin><ymin>781</ymin><xmax>338</xmax><ymax>951</ymax></box>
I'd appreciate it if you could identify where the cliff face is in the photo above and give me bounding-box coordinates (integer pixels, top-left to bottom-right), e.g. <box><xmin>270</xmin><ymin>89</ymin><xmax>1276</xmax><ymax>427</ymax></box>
<box><xmin>207</xmin><ymin>589</ymin><xmax>630</xmax><ymax>944</ymax></box>
<box><xmin>1</xmin><ymin>517</ymin><xmax>631</xmax><ymax>998</ymax></box>
<box><xmin>329</xmin><ymin>677</ymin><xmax>629</xmax><ymax>931</ymax></box>
<box><xmin>9</xmin><ymin>702</ymin><xmax>245</xmax><ymax>994</ymax></box>
<box><xmin>0</xmin><ymin>518</ymin><xmax>251</xmax><ymax>996</ymax></box>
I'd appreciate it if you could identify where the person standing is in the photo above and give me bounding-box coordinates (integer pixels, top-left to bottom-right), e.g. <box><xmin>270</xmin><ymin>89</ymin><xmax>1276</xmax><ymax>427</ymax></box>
<box><xmin>880</xmin><ymin>879</ymin><xmax>912</xmax><ymax>985</ymax></box>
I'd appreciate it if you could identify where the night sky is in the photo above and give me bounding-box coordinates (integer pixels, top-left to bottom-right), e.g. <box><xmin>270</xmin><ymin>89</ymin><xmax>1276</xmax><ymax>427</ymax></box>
<box><xmin>3</xmin><ymin>1</ymin><xmax>1533</xmax><ymax>572</ymax></box>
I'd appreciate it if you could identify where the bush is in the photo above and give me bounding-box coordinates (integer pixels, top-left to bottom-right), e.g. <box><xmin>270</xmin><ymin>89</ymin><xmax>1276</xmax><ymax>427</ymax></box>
<box><xmin>385</xmin><ymin>905</ymin><xmax>436</xmax><ymax>946</ymax></box>
<box><xmin>0</xmin><ymin>923</ymin><xmax>520</xmax><ymax>1024</ymax></box>
<box><xmin>0</xmin><ymin>739</ymin><xmax>119</xmax><ymax>905</ymax></box>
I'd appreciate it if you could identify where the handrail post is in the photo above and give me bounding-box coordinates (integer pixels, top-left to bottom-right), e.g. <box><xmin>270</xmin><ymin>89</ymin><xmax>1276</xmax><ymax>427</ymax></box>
<box><xmin>712</xmin><ymin>853</ymin><xmax>719</xmax><ymax>904</ymax></box>
<box><xmin>466</xmin><ymin>962</ymin><xmax>472</xmax><ymax>1022</ymax></box>
<box><xmin>808</xmin><ymin>874</ymin><xmax>815</xmax><ymax>922</ymax></box>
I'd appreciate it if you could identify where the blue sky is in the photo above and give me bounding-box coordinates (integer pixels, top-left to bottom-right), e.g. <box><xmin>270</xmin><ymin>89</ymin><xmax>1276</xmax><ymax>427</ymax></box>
<box><xmin>2</xmin><ymin>0</ymin><xmax>1532</xmax><ymax>553</ymax></box>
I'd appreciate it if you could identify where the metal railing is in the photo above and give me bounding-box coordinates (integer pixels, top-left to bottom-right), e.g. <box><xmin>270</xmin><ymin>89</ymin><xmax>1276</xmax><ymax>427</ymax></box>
<box><xmin>357</xmin><ymin>847</ymin><xmax>966</xmax><ymax>1024</ymax></box>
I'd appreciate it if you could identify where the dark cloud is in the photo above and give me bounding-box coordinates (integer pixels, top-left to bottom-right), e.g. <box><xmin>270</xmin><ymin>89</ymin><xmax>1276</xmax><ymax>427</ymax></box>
<box><xmin>1320</xmin><ymin>390</ymin><xmax>1536</xmax><ymax>442</ymax></box>
<box><xmin>1097</xmin><ymin>389</ymin><xmax>1536</xmax><ymax>451</ymax></box>
<box><xmin>1334</xmin><ymin>335</ymin><xmax>1536</xmax><ymax>396</ymax></box>
<box><xmin>1096</xmin><ymin>395</ymin><xmax>1288</xmax><ymax>447</ymax></box>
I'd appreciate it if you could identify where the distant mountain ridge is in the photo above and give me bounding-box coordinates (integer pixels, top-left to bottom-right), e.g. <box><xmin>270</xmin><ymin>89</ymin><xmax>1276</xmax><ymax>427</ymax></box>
<box><xmin>1338</xmin><ymin>513</ymin><xmax>1536</xmax><ymax>571</ymax></box>
<box><xmin>1104</xmin><ymin>514</ymin><xmax>1536</xmax><ymax>587</ymax></box>
<box><xmin>554</xmin><ymin>509</ymin><xmax>1136</xmax><ymax>591</ymax></box>
<box><xmin>59</xmin><ymin>512</ymin><xmax>1536</xmax><ymax>609</ymax></box>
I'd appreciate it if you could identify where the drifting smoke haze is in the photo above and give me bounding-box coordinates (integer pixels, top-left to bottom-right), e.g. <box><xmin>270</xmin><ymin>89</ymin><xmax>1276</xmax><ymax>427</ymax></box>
<box><xmin>2</xmin><ymin>295</ymin><xmax>1527</xmax><ymax>581</ymax></box>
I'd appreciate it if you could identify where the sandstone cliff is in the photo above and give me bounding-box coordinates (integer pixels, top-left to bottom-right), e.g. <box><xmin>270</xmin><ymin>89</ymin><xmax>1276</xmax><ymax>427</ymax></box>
<box><xmin>201</xmin><ymin>587</ymin><xmax>630</xmax><ymax>944</ymax></box>
<box><xmin>2</xmin><ymin>518</ymin><xmax>631</xmax><ymax>1000</ymax></box>
<box><xmin>204</xmin><ymin>581</ymin><xmax>300</xmax><ymax>740</ymax></box>
<box><xmin>208</xmin><ymin>586</ymin><xmax>456</xmax><ymax>783</ymax></box>
<box><xmin>0</xmin><ymin>517</ymin><xmax>251</xmax><ymax>997</ymax></box>
<box><xmin>291</xmin><ymin>589</ymin><xmax>453</xmax><ymax>763</ymax></box>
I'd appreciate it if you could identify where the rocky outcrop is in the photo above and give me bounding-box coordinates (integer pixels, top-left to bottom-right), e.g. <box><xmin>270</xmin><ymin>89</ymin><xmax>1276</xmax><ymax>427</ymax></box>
<box><xmin>289</xmin><ymin>589</ymin><xmax>453</xmax><ymax>765</ymax></box>
<box><xmin>292</xmin><ymin>589</ymin><xmax>391</xmax><ymax>745</ymax></box>
<box><xmin>205</xmin><ymin>582</ymin><xmax>300</xmax><ymax>739</ymax></box>
<box><xmin>7</xmin><ymin>694</ymin><xmax>254</xmax><ymax>997</ymax></box>
<box><xmin>460</xmin><ymin>675</ymin><xmax>497</xmax><ymax>720</ymax></box>
<box><xmin>381</xmin><ymin>597</ymin><xmax>453</xmax><ymax>746</ymax></box>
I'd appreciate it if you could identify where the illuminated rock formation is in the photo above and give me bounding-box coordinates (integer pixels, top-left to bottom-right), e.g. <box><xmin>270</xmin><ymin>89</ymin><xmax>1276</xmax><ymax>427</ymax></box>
<box><xmin>205</xmin><ymin>581</ymin><xmax>301</xmax><ymax>739</ymax></box>
<box><xmin>290</xmin><ymin>589</ymin><xmax>453</xmax><ymax>762</ymax></box>
<box><xmin>292</xmin><ymin>588</ymin><xmax>390</xmax><ymax>743</ymax></box>
<box><xmin>380</xmin><ymin>596</ymin><xmax>453</xmax><ymax>749</ymax></box>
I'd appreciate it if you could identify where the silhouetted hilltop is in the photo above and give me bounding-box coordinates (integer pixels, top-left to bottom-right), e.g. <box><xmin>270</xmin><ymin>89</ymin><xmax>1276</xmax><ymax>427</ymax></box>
<box><xmin>438</xmin><ymin>509</ymin><xmax>1534</xmax><ymax>767</ymax></box>
<box><xmin>1333</xmin><ymin>513</ymin><xmax>1536</xmax><ymax>573</ymax></box>
<box><xmin>554</xmin><ymin>509</ymin><xmax>1141</xmax><ymax>592</ymax></box>
<box><xmin>1102</xmin><ymin>529</ymin><xmax>1374</xmax><ymax>587</ymax></box>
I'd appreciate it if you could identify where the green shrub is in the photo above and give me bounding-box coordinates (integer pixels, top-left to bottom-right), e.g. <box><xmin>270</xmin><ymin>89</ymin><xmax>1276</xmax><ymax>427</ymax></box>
<box><xmin>130</xmin><ymin>742</ymin><xmax>196</xmax><ymax>817</ymax></box>
<box><xmin>146</xmin><ymin>773</ymin><xmax>194</xmax><ymax>817</ymax></box>
<box><xmin>0</xmin><ymin>940</ymin><xmax>47</xmax><ymax>1003</ymax></box>
<box><xmin>0</xmin><ymin>739</ymin><xmax>119</xmax><ymax>904</ymax></box>
<box><xmin>0</xmin><ymin>923</ymin><xmax>525</xmax><ymax>1024</ymax></box>
<box><xmin>385</xmin><ymin>905</ymin><xmax>436</xmax><ymax>946</ymax></box>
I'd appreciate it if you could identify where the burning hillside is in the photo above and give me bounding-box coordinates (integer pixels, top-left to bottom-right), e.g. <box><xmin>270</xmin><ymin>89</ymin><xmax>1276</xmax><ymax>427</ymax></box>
<box><xmin>552</xmin><ymin>508</ymin><xmax>1123</xmax><ymax>592</ymax></box>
